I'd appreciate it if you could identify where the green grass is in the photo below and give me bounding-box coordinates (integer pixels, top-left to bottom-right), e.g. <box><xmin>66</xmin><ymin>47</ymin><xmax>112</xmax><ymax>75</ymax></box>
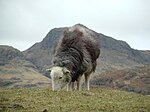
<box><xmin>0</xmin><ymin>87</ymin><xmax>150</xmax><ymax>112</ymax></box>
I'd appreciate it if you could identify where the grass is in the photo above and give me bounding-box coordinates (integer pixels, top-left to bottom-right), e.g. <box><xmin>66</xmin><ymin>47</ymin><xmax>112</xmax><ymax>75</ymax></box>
<box><xmin>0</xmin><ymin>87</ymin><xmax>150</xmax><ymax>112</ymax></box>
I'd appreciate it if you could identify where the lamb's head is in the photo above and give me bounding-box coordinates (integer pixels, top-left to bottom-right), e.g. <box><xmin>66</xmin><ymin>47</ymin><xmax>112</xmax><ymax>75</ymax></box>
<box><xmin>47</xmin><ymin>66</ymin><xmax>71</xmax><ymax>91</ymax></box>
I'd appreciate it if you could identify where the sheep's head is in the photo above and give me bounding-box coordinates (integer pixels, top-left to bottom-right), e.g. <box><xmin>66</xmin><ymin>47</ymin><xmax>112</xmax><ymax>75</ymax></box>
<box><xmin>47</xmin><ymin>66</ymin><xmax>71</xmax><ymax>91</ymax></box>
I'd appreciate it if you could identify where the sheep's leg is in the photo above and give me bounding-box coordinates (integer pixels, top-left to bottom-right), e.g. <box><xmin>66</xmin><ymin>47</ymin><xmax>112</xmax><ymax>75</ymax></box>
<box><xmin>84</xmin><ymin>73</ymin><xmax>91</xmax><ymax>91</ymax></box>
<box><xmin>66</xmin><ymin>81</ymin><xmax>75</xmax><ymax>91</ymax></box>
<box><xmin>67</xmin><ymin>83</ymin><xmax>70</xmax><ymax>91</ymax></box>
<box><xmin>67</xmin><ymin>82</ymin><xmax>72</xmax><ymax>91</ymax></box>
<box><xmin>71</xmin><ymin>82</ymin><xmax>75</xmax><ymax>91</ymax></box>
<box><xmin>77</xmin><ymin>75</ymin><xmax>82</xmax><ymax>91</ymax></box>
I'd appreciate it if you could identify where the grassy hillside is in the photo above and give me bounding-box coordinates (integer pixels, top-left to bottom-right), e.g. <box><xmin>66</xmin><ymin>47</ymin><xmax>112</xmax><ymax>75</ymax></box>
<box><xmin>0</xmin><ymin>88</ymin><xmax>150</xmax><ymax>112</ymax></box>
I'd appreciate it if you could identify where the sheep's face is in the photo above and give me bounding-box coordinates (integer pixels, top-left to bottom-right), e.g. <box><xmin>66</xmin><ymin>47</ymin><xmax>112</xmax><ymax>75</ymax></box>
<box><xmin>48</xmin><ymin>66</ymin><xmax>71</xmax><ymax>91</ymax></box>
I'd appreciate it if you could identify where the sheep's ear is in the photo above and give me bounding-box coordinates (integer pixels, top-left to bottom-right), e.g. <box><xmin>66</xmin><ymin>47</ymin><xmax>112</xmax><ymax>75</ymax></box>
<box><xmin>63</xmin><ymin>68</ymin><xmax>70</xmax><ymax>74</ymax></box>
<box><xmin>46</xmin><ymin>68</ymin><xmax>51</xmax><ymax>72</ymax></box>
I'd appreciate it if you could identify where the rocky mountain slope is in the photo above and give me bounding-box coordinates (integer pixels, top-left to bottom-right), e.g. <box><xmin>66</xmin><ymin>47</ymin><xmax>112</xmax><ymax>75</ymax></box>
<box><xmin>23</xmin><ymin>24</ymin><xmax>150</xmax><ymax>75</ymax></box>
<box><xmin>91</xmin><ymin>66</ymin><xmax>150</xmax><ymax>95</ymax></box>
<box><xmin>23</xmin><ymin>28</ymin><xmax>66</xmax><ymax>75</ymax></box>
<box><xmin>0</xmin><ymin>45</ymin><xmax>50</xmax><ymax>88</ymax></box>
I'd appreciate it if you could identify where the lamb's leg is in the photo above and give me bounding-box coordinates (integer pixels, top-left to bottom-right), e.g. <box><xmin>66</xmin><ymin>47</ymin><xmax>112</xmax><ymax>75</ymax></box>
<box><xmin>77</xmin><ymin>75</ymin><xmax>82</xmax><ymax>91</ymax></box>
<box><xmin>84</xmin><ymin>73</ymin><xmax>91</xmax><ymax>91</ymax></box>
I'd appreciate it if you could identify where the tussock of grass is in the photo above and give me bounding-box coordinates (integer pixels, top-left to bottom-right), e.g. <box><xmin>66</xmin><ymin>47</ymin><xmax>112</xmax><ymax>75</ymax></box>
<box><xmin>0</xmin><ymin>87</ymin><xmax>150</xmax><ymax>112</ymax></box>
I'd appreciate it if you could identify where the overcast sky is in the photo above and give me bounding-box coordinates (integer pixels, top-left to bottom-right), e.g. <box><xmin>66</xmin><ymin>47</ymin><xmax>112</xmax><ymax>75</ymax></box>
<box><xmin>0</xmin><ymin>0</ymin><xmax>150</xmax><ymax>51</ymax></box>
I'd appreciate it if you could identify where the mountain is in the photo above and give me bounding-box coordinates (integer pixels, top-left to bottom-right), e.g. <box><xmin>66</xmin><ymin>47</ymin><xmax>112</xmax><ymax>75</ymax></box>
<box><xmin>1</xmin><ymin>24</ymin><xmax>150</xmax><ymax>94</ymax></box>
<box><xmin>0</xmin><ymin>45</ymin><xmax>50</xmax><ymax>88</ymax></box>
<box><xmin>22</xmin><ymin>24</ymin><xmax>150</xmax><ymax>94</ymax></box>
<box><xmin>23</xmin><ymin>28</ymin><xmax>66</xmax><ymax>76</ymax></box>
<box><xmin>23</xmin><ymin>24</ymin><xmax>150</xmax><ymax>75</ymax></box>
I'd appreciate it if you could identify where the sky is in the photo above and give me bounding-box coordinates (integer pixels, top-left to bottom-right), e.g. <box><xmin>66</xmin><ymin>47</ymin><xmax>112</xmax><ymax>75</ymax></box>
<box><xmin>0</xmin><ymin>0</ymin><xmax>150</xmax><ymax>51</ymax></box>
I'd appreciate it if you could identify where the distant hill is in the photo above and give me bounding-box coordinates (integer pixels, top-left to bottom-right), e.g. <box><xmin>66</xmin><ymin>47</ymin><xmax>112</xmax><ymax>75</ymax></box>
<box><xmin>0</xmin><ymin>45</ymin><xmax>24</xmax><ymax>66</ymax></box>
<box><xmin>0</xmin><ymin>45</ymin><xmax>50</xmax><ymax>88</ymax></box>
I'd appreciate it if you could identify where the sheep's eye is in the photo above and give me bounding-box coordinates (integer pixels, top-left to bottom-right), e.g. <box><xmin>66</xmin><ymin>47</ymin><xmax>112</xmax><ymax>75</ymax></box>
<box><xmin>59</xmin><ymin>76</ymin><xmax>62</xmax><ymax>79</ymax></box>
